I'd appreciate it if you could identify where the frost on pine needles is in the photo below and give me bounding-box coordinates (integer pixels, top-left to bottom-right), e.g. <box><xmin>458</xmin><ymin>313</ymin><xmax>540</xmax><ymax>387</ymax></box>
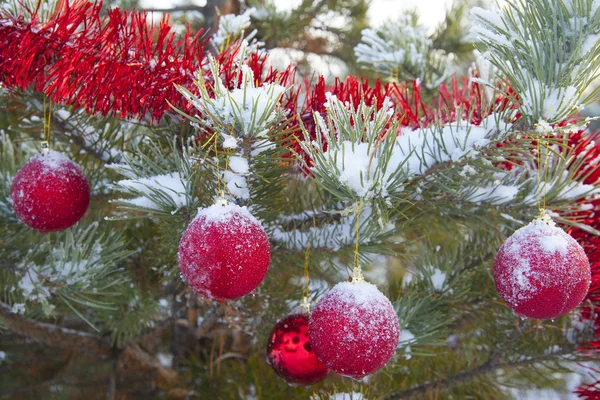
<box><xmin>10</xmin><ymin>224</ymin><xmax>130</xmax><ymax>320</ymax></box>
<box><xmin>471</xmin><ymin>0</ymin><xmax>600</xmax><ymax>124</ymax></box>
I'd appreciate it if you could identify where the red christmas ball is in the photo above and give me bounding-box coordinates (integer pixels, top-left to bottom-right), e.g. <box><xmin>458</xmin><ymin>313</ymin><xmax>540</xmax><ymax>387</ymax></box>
<box><xmin>10</xmin><ymin>150</ymin><xmax>90</xmax><ymax>233</ymax></box>
<box><xmin>494</xmin><ymin>215</ymin><xmax>591</xmax><ymax>320</ymax></box>
<box><xmin>266</xmin><ymin>313</ymin><xmax>329</xmax><ymax>385</ymax></box>
<box><xmin>308</xmin><ymin>280</ymin><xmax>400</xmax><ymax>379</ymax></box>
<box><xmin>178</xmin><ymin>202</ymin><xmax>271</xmax><ymax>301</ymax></box>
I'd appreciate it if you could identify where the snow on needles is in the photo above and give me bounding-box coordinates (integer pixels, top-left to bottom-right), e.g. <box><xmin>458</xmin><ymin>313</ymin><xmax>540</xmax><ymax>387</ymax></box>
<box><xmin>112</xmin><ymin>172</ymin><xmax>188</xmax><ymax>210</ymax></box>
<box><xmin>184</xmin><ymin>60</ymin><xmax>286</xmax><ymax>139</ymax></box>
<box><xmin>470</xmin><ymin>2</ymin><xmax>599</xmax><ymax>123</ymax></box>
<box><xmin>310</xmin><ymin>99</ymin><xmax>513</xmax><ymax>203</ymax></box>
<box><xmin>211</xmin><ymin>8</ymin><xmax>256</xmax><ymax>48</ymax></box>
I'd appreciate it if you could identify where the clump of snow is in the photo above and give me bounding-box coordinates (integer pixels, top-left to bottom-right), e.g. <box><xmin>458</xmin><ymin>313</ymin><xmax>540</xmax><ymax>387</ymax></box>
<box><xmin>395</xmin><ymin>115</ymin><xmax>509</xmax><ymax>178</ymax></box>
<box><xmin>271</xmin><ymin>207</ymin><xmax>394</xmax><ymax>251</ymax></box>
<box><xmin>430</xmin><ymin>268</ymin><xmax>446</xmax><ymax>291</ymax></box>
<box><xmin>398</xmin><ymin>330</ymin><xmax>416</xmax><ymax>360</ymax></box>
<box><xmin>32</xmin><ymin>150</ymin><xmax>74</xmax><ymax>172</ymax></box>
<box><xmin>335</xmin><ymin>141</ymin><xmax>376</xmax><ymax>198</ymax></box>
<box><xmin>520</xmin><ymin>81</ymin><xmax>580</xmax><ymax>121</ymax></box>
<box><xmin>229</xmin><ymin>156</ymin><xmax>249</xmax><ymax>174</ymax></box>
<box><xmin>464</xmin><ymin>184</ymin><xmax>520</xmax><ymax>205</ymax></box>
<box><xmin>212</xmin><ymin>8</ymin><xmax>256</xmax><ymax>48</ymax></box>
<box><xmin>196</xmin><ymin>202</ymin><xmax>261</xmax><ymax>227</ymax></box>
<box><xmin>522</xmin><ymin>170</ymin><xmax>600</xmax><ymax>205</ymax></box>
<box><xmin>157</xmin><ymin>352</ymin><xmax>173</xmax><ymax>368</ymax></box>
<box><xmin>355</xmin><ymin>28</ymin><xmax>407</xmax><ymax>69</ymax></box>
<box><xmin>222</xmin><ymin>133</ymin><xmax>239</xmax><ymax>149</ymax></box>
<box><xmin>311</xmin><ymin>393</ymin><xmax>365</xmax><ymax>400</ymax></box>
<box><xmin>323</xmin><ymin>394</ymin><xmax>365</xmax><ymax>400</ymax></box>
<box><xmin>11</xmin><ymin>303</ymin><xmax>25</xmax><ymax>314</ymax></box>
<box><xmin>112</xmin><ymin>172</ymin><xmax>187</xmax><ymax>210</ymax></box>
<box><xmin>223</xmin><ymin>171</ymin><xmax>249</xmax><ymax>200</ymax></box>
<box><xmin>187</xmin><ymin>62</ymin><xmax>286</xmax><ymax>140</ymax></box>
<box><xmin>330</xmin><ymin>280</ymin><xmax>392</xmax><ymax>311</ymax></box>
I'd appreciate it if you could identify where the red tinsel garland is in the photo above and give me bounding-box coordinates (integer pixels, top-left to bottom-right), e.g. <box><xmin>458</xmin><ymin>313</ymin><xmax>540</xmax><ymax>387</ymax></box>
<box><xmin>0</xmin><ymin>0</ymin><xmax>209</xmax><ymax>120</ymax></box>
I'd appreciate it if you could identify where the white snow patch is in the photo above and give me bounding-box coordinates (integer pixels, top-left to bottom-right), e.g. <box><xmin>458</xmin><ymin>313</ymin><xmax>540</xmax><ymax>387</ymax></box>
<box><xmin>195</xmin><ymin>202</ymin><xmax>261</xmax><ymax>227</ymax></box>
<box><xmin>430</xmin><ymin>269</ymin><xmax>446</xmax><ymax>291</ymax></box>
<box><xmin>229</xmin><ymin>156</ymin><xmax>249</xmax><ymax>174</ymax></box>
<box><xmin>398</xmin><ymin>329</ymin><xmax>416</xmax><ymax>360</ymax></box>
<box><xmin>114</xmin><ymin>172</ymin><xmax>187</xmax><ymax>210</ymax></box>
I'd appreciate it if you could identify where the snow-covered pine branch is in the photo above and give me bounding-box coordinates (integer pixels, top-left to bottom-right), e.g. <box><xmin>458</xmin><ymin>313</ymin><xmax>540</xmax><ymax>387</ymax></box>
<box><xmin>354</xmin><ymin>14</ymin><xmax>455</xmax><ymax>87</ymax></box>
<box><xmin>270</xmin><ymin>206</ymin><xmax>396</xmax><ymax>251</ymax></box>
<box><xmin>471</xmin><ymin>0</ymin><xmax>600</xmax><ymax>125</ymax></box>
<box><xmin>108</xmin><ymin>140</ymin><xmax>198</xmax><ymax>216</ymax></box>
<box><xmin>300</xmin><ymin>96</ymin><xmax>519</xmax><ymax>211</ymax></box>
<box><xmin>211</xmin><ymin>7</ymin><xmax>263</xmax><ymax>53</ymax></box>
<box><xmin>176</xmin><ymin>53</ymin><xmax>287</xmax><ymax>141</ymax></box>
<box><xmin>9</xmin><ymin>223</ymin><xmax>132</xmax><ymax>324</ymax></box>
<box><xmin>298</xmin><ymin>94</ymin><xmax>402</xmax><ymax>211</ymax></box>
<box><xmin>175</xmin><ymin>52</ymin><xmax>289</xmax><ymax>203</ymax></box>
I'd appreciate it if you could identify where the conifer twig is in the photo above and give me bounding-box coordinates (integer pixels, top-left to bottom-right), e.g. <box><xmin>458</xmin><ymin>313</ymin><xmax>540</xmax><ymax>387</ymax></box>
<box><xmin>385</xmin><ymin>347</ymin><xmax>576</xmax><ymax>399</ymax></box>
<box><xmin>0</xmin><ymin>303</ymin><xmax>179</xmax><ymax>390</ymax></box>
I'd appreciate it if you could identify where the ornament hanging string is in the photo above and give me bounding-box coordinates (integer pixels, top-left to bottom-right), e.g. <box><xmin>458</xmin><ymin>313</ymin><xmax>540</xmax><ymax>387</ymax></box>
<box><xmin>42</xmin><ymin>97</ymin><xmax>52</xmax><ymax>152</ymax></box>
<box><xmin>301</xmin><ymin>216</ymin><xmax>318</xmax><ymax>312</ymax></box>
<box><xmin>302</xmin><ymin>244</ymin><xmax>311</xmax><ymax>312</ymax></box>
<box><xmin>535</xmin><ymin>125</ymin><xmax>552</xmax><ymax>218</ymax></box>
<box><xmin>352</xmin><ymin>201</ymin><xmax>364</xmax><ymax>282</ymax></box>
<box><xmin>202</xmin><ymin>131</ymin><xmax>225</xmax><ymax>200</ymax></box>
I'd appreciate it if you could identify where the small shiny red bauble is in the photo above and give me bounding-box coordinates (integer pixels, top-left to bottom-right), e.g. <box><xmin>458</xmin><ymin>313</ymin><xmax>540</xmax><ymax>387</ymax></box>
<box><xmin>266</xmin><ymin>313</ymin><xmax>329</xmax><ymax>385</ymax></box>
<box><xmin>178</xmin><ymin>203</ymin><xmax>271</xmax><ymax>301</ymax></box>
<box><xmin>308</xmin><ymin>280</ymin><xmax>400</xmax><ymax>379</ymax></box>
<box><xmin>494</xmin><ymin>216</ymin><xmax>590</xmax><ymax>320</ymax></box>
<box><xmin>10</xmin><ymin>150</ymin><xmax>90</xmax><ymax>233</ymax></box>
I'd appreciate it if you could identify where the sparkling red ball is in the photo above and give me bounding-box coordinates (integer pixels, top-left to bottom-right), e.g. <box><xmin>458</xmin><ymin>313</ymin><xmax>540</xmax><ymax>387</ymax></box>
<box><xmin>308</xmin><ymin>280</ymin><xmax>400</xmax><ymax>379</ymax></box>
<box><xmin>266</xmin><ymin>313</ymin><xmax>329</xmax><ymax>385</ymax></box>
<box><xmin>10</xmin><ymin>150</ymin><xmax>90</xmax><ymax>233</ymax></box>
<box><xmin>494</xmin><ymin>218</ymin><xmax>591</xmax><ymax>320</ymax></box>
<box><xmin>178</xmin><ymin>203</ymin><xmax>271</xmax><ymax>301</ymax></box>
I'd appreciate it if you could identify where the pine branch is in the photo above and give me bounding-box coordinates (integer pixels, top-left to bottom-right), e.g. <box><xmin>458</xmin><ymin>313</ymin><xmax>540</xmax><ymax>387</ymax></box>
<box><xmin>0</xmin><ymin>303</ymin><xmax>179</xmax><ymax>390</ymax></box>
<box><xmin>0</xmin><ymin>302</ymin><xmax>108</xmax><ymax>354</ymax></box>
<box><xmin>50</xmin><ymin>113</ymin><xmax>115</xmax><ymax>163</ymax></box>
<box><xmin>384</xmin><ymin>347</ymin><xmax>576</xmax><ymax>399</ymax></box>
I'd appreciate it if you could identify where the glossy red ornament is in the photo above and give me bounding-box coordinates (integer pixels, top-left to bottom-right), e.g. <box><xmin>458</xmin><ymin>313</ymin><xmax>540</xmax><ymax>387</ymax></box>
<box><xmin>178</xmin><ymin>202</ymin><xmax>271</xmax><ymax>301</ymax></box>
<box><xmin>10</xmin><ymin>150</ymin><xmax>90</xmax><ymax>233</ymax></box>
<box><xmin>308</xmin><ymin>280</ymin><xmax>400</xmax><ymax>379</ymax></box>
<box><xmin>494</xmin><ymin>214</ymin><xmax>591</xmax><ymax>320</ymax></box>
<box><xmin>266</xmin><ymin>313</ymin><xmax>329</xmax><ymax>385</ymax></box>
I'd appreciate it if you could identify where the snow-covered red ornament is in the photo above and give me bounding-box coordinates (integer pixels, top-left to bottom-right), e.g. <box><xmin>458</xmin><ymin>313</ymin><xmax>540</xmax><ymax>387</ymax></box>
<box><xmin>308</xmin><ymin>279</ymin><xmax>400</xmax><ymax>379</ymax></box>
<box><xmin>266</xmin><ymin>313</ymin><xmax>329</xmax><ymax>385</ymax></box>
<box><xmin>178</xmin><ymin>201</ymin><xmax>271</xmax><ymax>301</ymax></box>
<box><xmin>10</xmin><ymin>150</ymin><xmax>90</xmax><ymax>233</ymax></box>
<box><xmin>494</xmin><ymin>212</ymin><xmax>591</xmax><ymax>320</ymax></box>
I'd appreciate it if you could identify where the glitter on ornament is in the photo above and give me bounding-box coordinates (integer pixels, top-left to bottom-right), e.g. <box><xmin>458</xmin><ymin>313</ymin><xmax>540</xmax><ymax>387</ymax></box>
<box><xmin>493</xmin><ymin>211</ymin><xmax>591</xmax><ymax>320</ymax></box>
<box><xmin>266</xmin><ymin>313</ymin><xmax>329</xmax><ymax>385</ymax></box>
<box><xmin>308</xmin><ymin>279</ymin><xmax>400</xmax><ymax>379</ymax></box>
<box><xmin>178</xmin><ymin>202</ymin><xmax>271</xmax><ymax>301</ymax></box>
<box><xmin>10</xmin><ymin>150</ymin><xmax>90</xmax><ymax>233</ymax></box>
